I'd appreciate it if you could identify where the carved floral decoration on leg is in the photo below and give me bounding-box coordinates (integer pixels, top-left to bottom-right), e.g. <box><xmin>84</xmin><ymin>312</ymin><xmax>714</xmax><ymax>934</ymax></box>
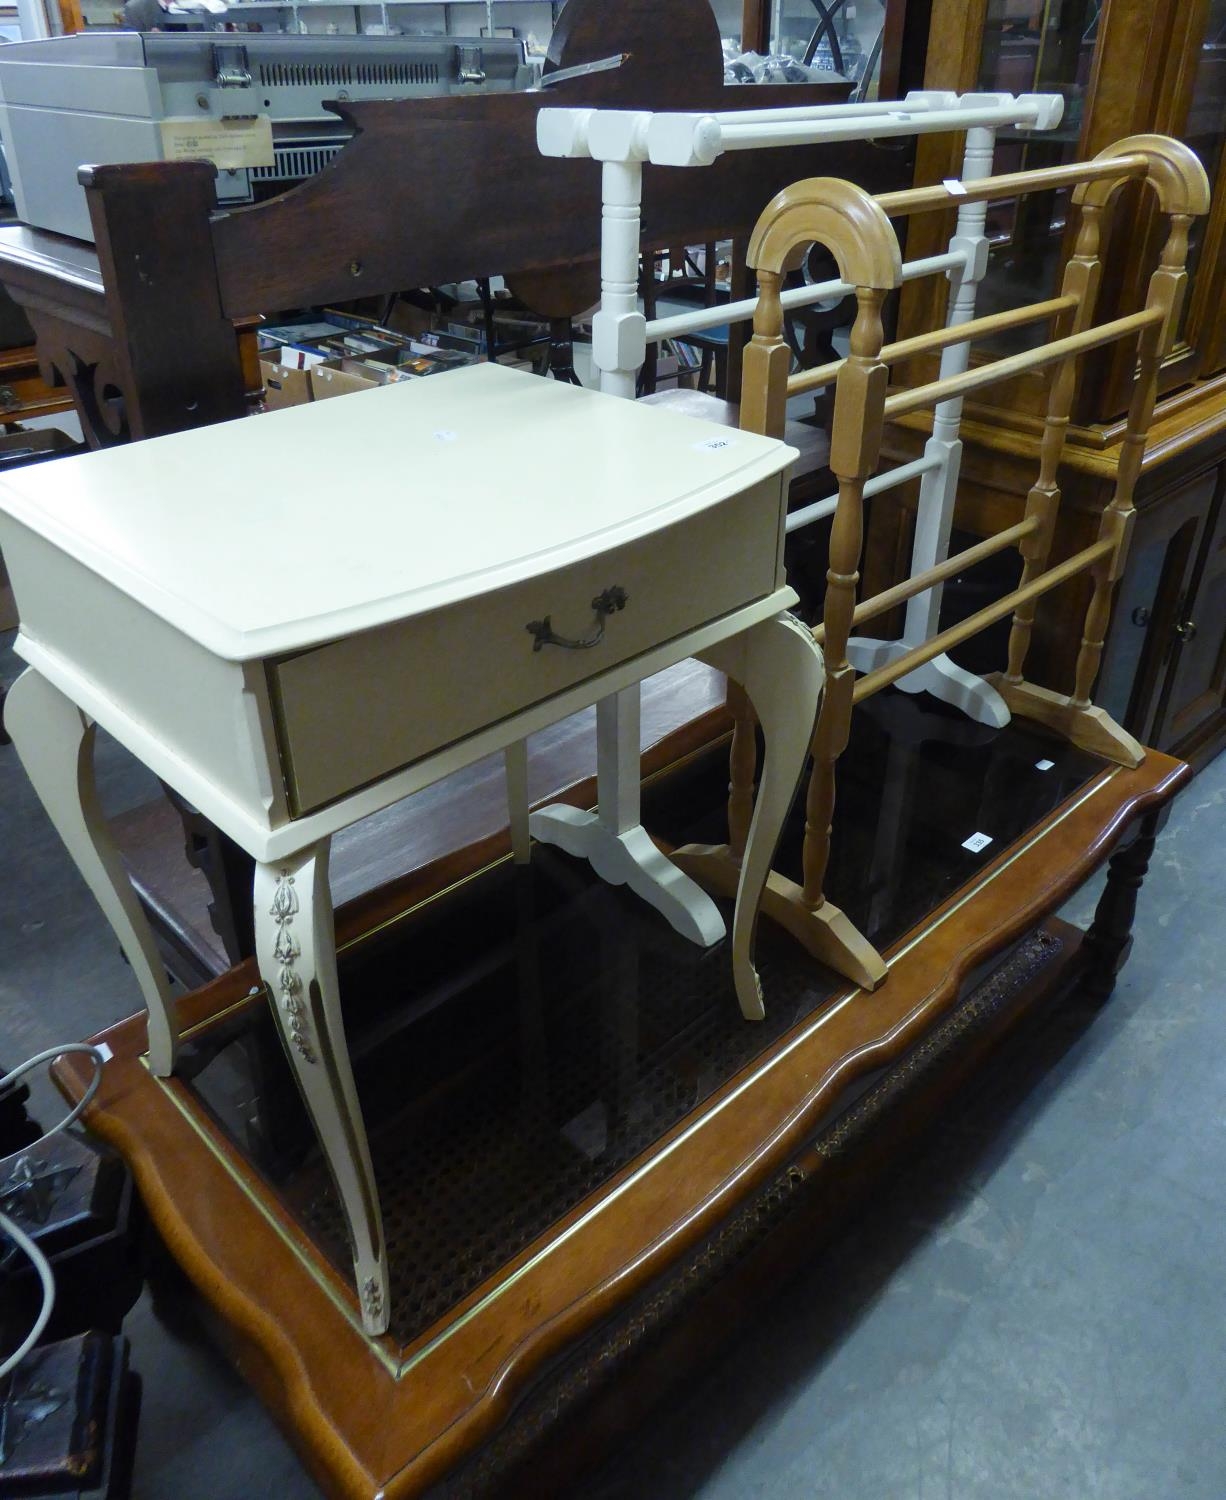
<box><xmin>270</xmin><ymin>874</ymin><xmax>316</xmax><ymax>1065</ymax></box>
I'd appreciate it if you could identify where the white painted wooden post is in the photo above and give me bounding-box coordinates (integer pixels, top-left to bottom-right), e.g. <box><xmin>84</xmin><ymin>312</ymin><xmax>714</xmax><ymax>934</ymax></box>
<box><xmin>529</xmin><ymin>116</ymin><xmax>727</xmax><ymax>946</ymax></box>
<box><xmin>845</xmin><ymin>110</ymin><xmax>1011</xmax><ymax>725</ymax></box>
<box><xmin>592</xmin><ymin>149</ymin><xmax>647</xmax><ymax>399</ymax></box>
<box><xmin>15</xmin><ymin>0</ymin><xmax>51</xmax><ymax>39</ymax></box>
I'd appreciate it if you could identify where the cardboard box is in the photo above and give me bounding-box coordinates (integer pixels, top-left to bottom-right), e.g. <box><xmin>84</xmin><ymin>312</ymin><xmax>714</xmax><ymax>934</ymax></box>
<box><xmin>382</xmin><ymin>300</ymin><xmax>436</xmax><ymax>338</ymax></box>
<box><xmin>263</xmin><ymin>333</ymin><xmax>482</xmax><ymax>408</ymax></box>
<box><xmin>310</xmin><ymin>360</ymin><xmax>390</xmax><ymax>399</ymax></box>
<box><xmin>260</xmin><ymin>354</ymin><xmax>314</xmax><ymax>409</ymax></box>
<box><xmin>311</xmin><ymin>366</ymin><xmax>376</xmax><ymax>400</ymax></box>
<box><xmin>314</xmin><ymin>355</ymin><xmax>429</xmax><ymax>396</ymax></box>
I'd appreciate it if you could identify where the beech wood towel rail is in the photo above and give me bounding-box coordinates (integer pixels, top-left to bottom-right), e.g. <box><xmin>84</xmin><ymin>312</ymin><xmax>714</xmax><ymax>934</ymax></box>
<box><xmin>672</xmin><ymin>133</ymin><xmax>1211</xmax><ymax>997</ymax></box>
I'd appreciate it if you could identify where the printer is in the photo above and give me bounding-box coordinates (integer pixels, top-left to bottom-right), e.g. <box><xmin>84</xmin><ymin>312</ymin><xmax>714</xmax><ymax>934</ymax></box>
<box><xmin>0</xmin><ymin>31</ymin><xmax>533</xmax><ymax>242</ymax></box>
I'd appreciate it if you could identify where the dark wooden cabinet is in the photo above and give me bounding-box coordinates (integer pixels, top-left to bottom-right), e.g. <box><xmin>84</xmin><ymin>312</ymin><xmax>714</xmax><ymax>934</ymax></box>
<box><xmin>1130</xmin><ymin>469</ymin><xmax>1226</xmax><ymax>756</ymax></box>
<box><xmin>901</xmin><ymin>0</ymin><xmax>1226</xmax><ymax>416</ymax></box>
<box><xmin>877</xmin><ymin>402</ymin><xmax>1226</xmax><ymax>767</ymax></box>
<box><xmin>1097</xmin><ymin>470</ymin><xmax>1219</xmax><ymax>749</ymax></box>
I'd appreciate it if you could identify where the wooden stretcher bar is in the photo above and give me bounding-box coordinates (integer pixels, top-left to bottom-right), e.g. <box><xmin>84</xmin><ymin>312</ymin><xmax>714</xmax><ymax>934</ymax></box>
<box><xmin>874</xmin><ymin>153</ymin><xmax>1150</xmax><ymax>217</ymax></box>
<box><xmin>840</xmin><ymin>517</ymin><xmax>1040</xmax><ymax>635</ymax></box>
<box><xmin>785</xmin><ymin>451</ymin><xmax>941</xmax><ymax>534</ymax></box>
<box><xmin>884</xmin><ymin>306</ymin><xmax>1165</xmax><ymax>419</ymax></box>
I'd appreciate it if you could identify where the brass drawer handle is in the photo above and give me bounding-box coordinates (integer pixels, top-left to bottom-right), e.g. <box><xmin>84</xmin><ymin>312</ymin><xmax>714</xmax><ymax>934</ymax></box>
<box><xmin>526</xmin><ymin>585</ymin><xmax>628</xmax><ymax>652</ymax></box>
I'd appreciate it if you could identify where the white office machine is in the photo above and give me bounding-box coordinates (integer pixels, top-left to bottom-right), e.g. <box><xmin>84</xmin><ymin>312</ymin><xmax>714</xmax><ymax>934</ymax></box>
<box><xmin>0</xmin><ymin>31</ymin><xmax>532</xmax><ymax>242</ymax></box>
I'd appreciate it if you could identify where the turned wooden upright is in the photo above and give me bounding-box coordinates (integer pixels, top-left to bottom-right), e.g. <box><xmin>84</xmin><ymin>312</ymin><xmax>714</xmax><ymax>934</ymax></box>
<box><xmin>675</xmin><ymin>134</ymin><xmax>1210</xmax><ymax>996</ymax></box>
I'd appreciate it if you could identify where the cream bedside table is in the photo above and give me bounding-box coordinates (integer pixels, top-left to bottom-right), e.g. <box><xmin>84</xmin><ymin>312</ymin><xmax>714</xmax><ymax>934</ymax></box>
<box><xmin>0</xmin><ymin>363</ymin><xmax>822</xmax><ymax>1335</ymax></box>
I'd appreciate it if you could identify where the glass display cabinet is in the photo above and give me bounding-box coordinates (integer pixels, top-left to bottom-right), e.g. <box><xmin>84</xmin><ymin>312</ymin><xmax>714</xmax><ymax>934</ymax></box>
<box><xmin>900</xmin><ymin>0</ymin><xmax>1226</xmax><ymax>410</ymax></box>
<box><xmin>767</xmin><ymin>0</ymin><xmax>888</xmax><ymax>88</ymax></box>
<box><xmin>736</xmin><ymin>0</ymin><xmax>904</xmax><ymax>96</ymax></box>
<box><xmin>875</xmin><ymin>0</ymin><xmax>1226</xmax><ymax>770</ymax></box>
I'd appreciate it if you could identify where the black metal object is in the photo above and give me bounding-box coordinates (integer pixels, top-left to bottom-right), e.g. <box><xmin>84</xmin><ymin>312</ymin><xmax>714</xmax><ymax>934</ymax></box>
<box><xmin>526</xmin><ymin>586</ymin><xmax>629</xmax><ymax>652</ymax></box>
<box><xmin>0</xmin><ymin>1135</ymin><xmax>145</xmax><ymax>1344</ymax></box>
<box><xmin>0</xmin><ymin>1334</ymin><xmax>140</xmax><ymax>1498</ymax></box>
<box><xmin>803</xmin><ymin>0</ymin><xmax>848</xmax><ymax>72</ymax></box>
<box><xmin>0</xmin><ymin>1068</ymin><xmax>40</xmax><ymax>1159</ymax></box>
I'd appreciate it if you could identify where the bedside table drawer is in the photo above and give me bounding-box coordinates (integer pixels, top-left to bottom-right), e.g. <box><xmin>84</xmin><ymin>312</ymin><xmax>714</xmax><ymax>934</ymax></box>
<box><xmin>269</xmin><ymin>477</ymin><xmax>784</xmax><ymax>814</ymax></box>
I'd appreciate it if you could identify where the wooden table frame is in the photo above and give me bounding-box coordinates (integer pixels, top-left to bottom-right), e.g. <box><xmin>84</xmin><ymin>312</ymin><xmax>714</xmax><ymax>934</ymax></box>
<box><xmin>50</xmin><ymin>744</ymin><xmax>1188</xmax><ymax>1499</ymax></box>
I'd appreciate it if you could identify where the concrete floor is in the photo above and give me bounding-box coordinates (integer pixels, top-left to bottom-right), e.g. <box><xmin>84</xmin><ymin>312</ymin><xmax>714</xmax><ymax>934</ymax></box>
<box><xmin>2</xmin><ymin>621</ymin><xmax>1224</xmax><ymax>1498</ymax></box>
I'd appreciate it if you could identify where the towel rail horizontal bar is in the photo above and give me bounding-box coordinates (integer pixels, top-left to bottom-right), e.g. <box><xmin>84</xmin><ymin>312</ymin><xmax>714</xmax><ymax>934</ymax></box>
<box><xmin>850</xmin><ymin>538</ymin><xmax>1117</xmax><ymax>701</ymax></box>
<box><xmin>788</xmin><ymin>293</ymin><xmax>1080</xmax><ymax>396</ymax></box>
<box><xmin>883</xmin><ymin>307</ymin><xmax>1163</xmax><ymax>420</ymax></box>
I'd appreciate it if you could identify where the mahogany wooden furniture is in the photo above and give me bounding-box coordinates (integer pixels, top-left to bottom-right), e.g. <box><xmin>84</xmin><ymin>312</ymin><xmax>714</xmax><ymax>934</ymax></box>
<box><xmin>0</xmin><ymin>343</ymin><xmax>76</xmax><ymax>434</ymax></box>
<box><xmin>0</xmin><ymin>283</ymin><xmax>76</xmax><ymax>532</ymax></box>
<box><xmin>674</xmin><ymin>134</ymin><xmax>1209</xmax><ymax>991</ymax></box>
<box><xmin>1</xmin><ymin>361</ymin><xmax>822</xmax><ymax>1334</ymax></box>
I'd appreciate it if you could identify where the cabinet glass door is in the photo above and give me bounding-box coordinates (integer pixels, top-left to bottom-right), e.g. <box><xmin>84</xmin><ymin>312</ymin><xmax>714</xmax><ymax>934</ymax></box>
<box><xmin>1177</xmin><ymin>0</ymin><xmax>1226</xmax><ymax>375</ymax></box>
<box><xmin>971</xmin><ymin>0</ymin><xmax>1102</xmax><ymax>349</ymax></box>
<box><xmin>766</xmin><ymin>0</ymin><xmax>889</xmax><ymax>92</ymax></box>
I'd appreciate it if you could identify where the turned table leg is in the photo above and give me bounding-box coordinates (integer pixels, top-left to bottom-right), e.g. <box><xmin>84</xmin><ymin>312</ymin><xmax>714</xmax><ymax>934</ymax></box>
<box><xmin>698</xmin><ymin>613</ymin><xmax>826</xmax><ymax>1020</ymax></box>
<box><xmin>4</xmin><ymin>667</ymin><xmax>179</xmax><ymax>1075</ymax></box>
<box><xmin>254</xmin><ymin>843</ymin><xmax>390</xmax><ymax>1336</ymax></box>
<box><xmin>1081</xmin><ymin>806</ymin><xmax>1166</xmax><ymax>1004</ymax></box>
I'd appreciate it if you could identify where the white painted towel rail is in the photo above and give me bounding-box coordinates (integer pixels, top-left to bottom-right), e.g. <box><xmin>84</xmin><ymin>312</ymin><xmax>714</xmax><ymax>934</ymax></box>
<box><xmin>521</xmin><ymin>90</ymin><xmax>1062</xmax><ymax>949</ymax></box>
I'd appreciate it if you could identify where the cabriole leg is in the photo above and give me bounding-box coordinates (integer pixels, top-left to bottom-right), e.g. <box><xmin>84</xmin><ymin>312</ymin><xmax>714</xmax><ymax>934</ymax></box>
<box><xmin>5</xmin><ymin>667</ymin><xmax>179</xmax><ymax>1075</ymax></box>
<box><xmin>254</xmin><ymin>843</ymin><xmax>390</xmax><ymax>1336</ymax></box>
<box><xmin>695</xmin><ymin>613</ymin><xmax>825</xmax><ymax>1020</ymax></box>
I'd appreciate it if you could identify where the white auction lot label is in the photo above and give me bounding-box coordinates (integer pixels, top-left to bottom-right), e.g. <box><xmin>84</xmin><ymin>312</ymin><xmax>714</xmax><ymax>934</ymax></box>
<box><xmin>160</xmin><ymin>116</ymin><xmax>275</xmax><ymax>171</ymax></box>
